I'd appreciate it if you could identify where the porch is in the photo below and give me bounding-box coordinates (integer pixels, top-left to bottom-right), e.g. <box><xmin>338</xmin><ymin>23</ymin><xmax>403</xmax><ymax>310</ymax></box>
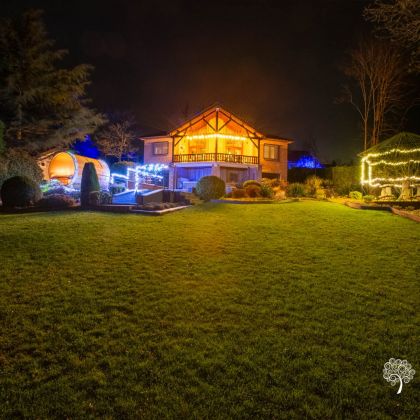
<box><xmin>173</xmin><ymin>162</ymin><xmax>261</xmax><ymax>191</ymax></box>
<box><xmin>173</xmin><ymin>153</ymin><xmax>258</xmax><ymax>165</ymax></box>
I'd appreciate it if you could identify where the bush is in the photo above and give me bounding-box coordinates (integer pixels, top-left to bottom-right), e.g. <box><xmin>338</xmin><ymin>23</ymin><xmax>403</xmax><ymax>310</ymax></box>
<box><xmin>89</xmin><ymin>191</ymin><xmax>100</xmax><ymax>206</ymax></box>
<box><xmin>81</xmin><ymin>162</ymin><xmax>100</xmax><ymax>207</ymax></box>
<box><xmin>260</xmin><ymin>183</ymin><xmax>274</xmax><ymax>198</ymax></box>
<box><xmin>287</xmin><ymin>183</ymin><xmax>305</xmax><ymax>197</ymax></box>
<box><xmin>260</xmin><ymin>177</ymin><xmax>281</xmax><ymax>188</ymax></box>
<box><xmin>245</xmin><ymin>184</ymin><xmax>261</xmax><ymax>197</ymax></box>
<box><xmin>196</xmin><ymin>176</ymin><xmax>225</xmax><ymax>201</ymax></box>
<box><xmin>274</xmin><ymin>189</ymin><xmax>286</xmax><ymax>200</ymax></box>
<box><xmin>331</xmin><ymin>166</ymin><xmax>360</xmax><ymax>196</ymax></box>
<box><xmin>1</xmin><ymin>175</ymin><xmax>42</xmax><ymax>208</ymax></box>
<box><xmin>243</xmin><ymin>180</ymin><xmax>261</xmax><ymax>188</ymax></box>
<box><xmin>363</xmin><ymin>195</ymin><xmax>376</xmax><ymax>203</ymax></box>
<box><xmin>232</xmin><ymin>188</ymin><xmax>247</xmax><ymax>198</ymax></box>
<box><xmin>36</xmin><ymin>194</ymin><xmax>76</xmax><ymax>209</ymax></box>
<box><xmin>349</xmin><ymin>191</ymin><xmax>363</xmax><ymax>200</ymax></box>
<box><xmin>0</xmin><ymin>150</ymin><xmax>43</xmax><ymax>191</ymax></box>
<box><xmin>100</xmin><ymin>191</ymin><xmax>112</xmax><ymax>204</ymax></box>
<box><xmin>305</xmin><ymin>175</ymin><xmax>323</xmax><ymax>197</ymax></box>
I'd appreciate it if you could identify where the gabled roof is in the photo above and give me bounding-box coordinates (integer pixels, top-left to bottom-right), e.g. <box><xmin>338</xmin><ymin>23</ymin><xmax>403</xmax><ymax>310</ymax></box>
<box><xmin>140</xmin><ymin>104</ymin><xmax>292</xmax><ymax>143</ymax></box>
<box><xmin>169</xmin><ymin>103</ymin><xmax>265</xmax><ymax>139</ymax></box>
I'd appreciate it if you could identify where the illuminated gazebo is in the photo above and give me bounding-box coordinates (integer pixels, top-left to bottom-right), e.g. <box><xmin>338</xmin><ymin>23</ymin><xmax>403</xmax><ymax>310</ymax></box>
<box><xmin>360</xmin><ymin>132</ymin><xmax>420</xmax><ymax>200</ymax></box>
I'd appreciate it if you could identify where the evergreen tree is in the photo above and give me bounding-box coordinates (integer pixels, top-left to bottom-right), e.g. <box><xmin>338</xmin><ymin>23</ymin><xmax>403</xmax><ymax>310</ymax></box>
<box><xmin>0</xmin><ymin>120</ymin><xmax>5</xmax><ymax>155</ymax></box>
<box><xmin>0</xmin><ymin>9</ymin><xmax>105</xmax><ymax>153</ymax></box>
<box><xmin>80</xmin><ymin>162</ymin><xmax>100</xmax><ymax>207</ymax></box>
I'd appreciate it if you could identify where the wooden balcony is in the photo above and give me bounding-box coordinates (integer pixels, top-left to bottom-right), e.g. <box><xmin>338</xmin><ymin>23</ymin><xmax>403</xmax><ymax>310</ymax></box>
<box><xmin>173</xmin><ymin>153</ymin><xmax>258</xmax><ymax>165</ymax></box>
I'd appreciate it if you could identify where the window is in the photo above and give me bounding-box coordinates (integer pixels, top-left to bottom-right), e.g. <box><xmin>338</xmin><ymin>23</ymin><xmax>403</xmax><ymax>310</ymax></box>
<box><xmin>226</xmin><ymin>140</ymin><xmax>243</xmax><ymax>156</ymax></box>
<box><xmin>263</xmin><ymin>144</ymin><xmax>279</xmax><ymax>160</ymax></box>
<box><xmin>153</xmin><ymin>142</ymin><xmax>169</xmax><ymax>155</ymax></box>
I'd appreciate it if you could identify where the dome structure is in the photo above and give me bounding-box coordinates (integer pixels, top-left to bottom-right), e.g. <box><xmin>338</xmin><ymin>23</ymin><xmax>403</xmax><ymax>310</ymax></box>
<box><xmin>48</xmin><ymin>151</ymin><xmax>110</xmax><ymax>190</ymax></box>
<box><xmin>360</xmin><ymin>132</ymin><xmax>420</xmax><ymax>190</ymax></box>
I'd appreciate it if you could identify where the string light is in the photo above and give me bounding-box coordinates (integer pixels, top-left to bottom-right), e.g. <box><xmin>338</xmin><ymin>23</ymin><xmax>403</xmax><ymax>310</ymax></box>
<box><xmin>360</xmin><ymin>147</ymin><xmax>420</xmax><ymax>188</ymax></box>
<box><xmin>185</xmin><ymin>134</ymin><xmax>250</xmax><ymax>141</ymax></box>
<box><xmin>362</xmin><ymin>147</ymin><xmax>420</xmax><ymax>159</ymax></box>
<box><xmin>111</xmin><ymin>164</ymin><xmax>169</xmax><ymax>191</ymax></box>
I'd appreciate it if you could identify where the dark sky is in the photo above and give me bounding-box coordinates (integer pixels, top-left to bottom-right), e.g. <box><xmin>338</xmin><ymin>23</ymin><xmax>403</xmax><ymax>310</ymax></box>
<box><xmin>4</xmin><ymin>0</ymin><xmax>419</xmax><ymax>162</ymax></box>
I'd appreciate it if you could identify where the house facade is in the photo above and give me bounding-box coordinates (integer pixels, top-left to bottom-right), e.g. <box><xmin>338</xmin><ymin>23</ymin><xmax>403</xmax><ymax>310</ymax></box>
<box><xmin>141</xmin><ymin>105</ymin><xmax>292</xmax><ymax>191</ymax></box>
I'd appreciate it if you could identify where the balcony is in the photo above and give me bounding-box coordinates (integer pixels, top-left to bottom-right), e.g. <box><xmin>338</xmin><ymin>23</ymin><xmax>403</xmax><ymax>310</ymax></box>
<box><xmin>173</xmin><ymin>153</ymin><xmax>258</xmax><ymax>165</ymax></box>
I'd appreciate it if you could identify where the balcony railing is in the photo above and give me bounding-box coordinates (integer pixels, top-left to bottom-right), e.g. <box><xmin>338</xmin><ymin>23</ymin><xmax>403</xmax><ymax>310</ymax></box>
<box><xmin>173</xmin><ymin>153</ymin><xmax>258</xmax><ymax>165</ymax></box>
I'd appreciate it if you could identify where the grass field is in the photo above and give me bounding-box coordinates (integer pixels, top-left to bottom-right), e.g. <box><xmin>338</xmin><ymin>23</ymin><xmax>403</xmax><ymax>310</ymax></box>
<box><xmin>0</xmin><ymin>201</ymin><xmax>419</xmax><ymax>418</ymax></box>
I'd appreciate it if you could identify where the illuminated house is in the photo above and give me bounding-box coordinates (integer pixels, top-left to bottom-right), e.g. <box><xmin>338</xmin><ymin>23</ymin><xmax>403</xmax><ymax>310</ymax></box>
<box><xmin>141</xmin><ymin>105</ymin><xmax>292</xmax><ymax>191</ymax></box>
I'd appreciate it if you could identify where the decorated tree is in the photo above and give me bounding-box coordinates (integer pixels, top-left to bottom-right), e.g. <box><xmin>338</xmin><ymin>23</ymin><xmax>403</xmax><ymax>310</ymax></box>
<box><xmin>383</xmin><ymin>358</ymin><xmax>415</xmax><ymax>394</ymax></box>
<box><xmin>0</xmin><ymin>9</ymin><xmax>105</xmax><ymax>153</ymax></box>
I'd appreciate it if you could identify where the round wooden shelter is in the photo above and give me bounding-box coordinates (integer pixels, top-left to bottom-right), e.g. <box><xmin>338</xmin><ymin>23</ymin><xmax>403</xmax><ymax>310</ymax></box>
<box><xmin>48</xmin><ymin>151</ymin><xmax>110</xmax><ymax>190</ymax></box>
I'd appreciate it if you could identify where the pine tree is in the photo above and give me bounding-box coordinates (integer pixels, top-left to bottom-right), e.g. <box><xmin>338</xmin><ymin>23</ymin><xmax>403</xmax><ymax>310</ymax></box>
<box><xmin>0</xmin><ymin>120</ymin><xmax>5</xmax><ymax>155</ymax></box>
<box><xmin>0</xmin><ymin>9</ymin><xmax>105</xmax><ymax>153</ymax></box>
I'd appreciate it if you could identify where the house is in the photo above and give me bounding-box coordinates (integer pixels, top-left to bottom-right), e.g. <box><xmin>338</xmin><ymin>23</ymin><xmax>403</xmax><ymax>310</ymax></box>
<box><xmin>141</xmin><ymin>105</ymin><xmax>292</xmax><ymax>191</ymax></box>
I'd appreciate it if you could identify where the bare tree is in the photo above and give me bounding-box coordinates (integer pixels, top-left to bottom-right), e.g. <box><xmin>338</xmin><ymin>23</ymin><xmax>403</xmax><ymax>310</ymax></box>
<box><xmin>96</xmin><ymin>119</ymin><xmax>137</xmax><ymax>162</ymax></box>
<box><xmin>340</xmin><ymin>38</ymin><xmax>409</xmax><ymax>150</ymax></box>
<box><xmin>365</xmin><ymin>0</ymin><xmax>420</xmax><ymax>73</ymax></box>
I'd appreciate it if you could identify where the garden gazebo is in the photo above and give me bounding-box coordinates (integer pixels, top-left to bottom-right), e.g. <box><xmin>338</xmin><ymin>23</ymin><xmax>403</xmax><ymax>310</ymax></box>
<box><xmin>360</xmin><ymin>132</ymin><xmax>420</xmax><ymax>200</ymax></box>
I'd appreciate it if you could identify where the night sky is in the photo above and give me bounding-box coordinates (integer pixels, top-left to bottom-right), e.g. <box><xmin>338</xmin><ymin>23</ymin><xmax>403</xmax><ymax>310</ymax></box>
<box><xmin>4</xmin><ymin>0</ymin><xmax>420</xmax><ymax>162</ymax></box>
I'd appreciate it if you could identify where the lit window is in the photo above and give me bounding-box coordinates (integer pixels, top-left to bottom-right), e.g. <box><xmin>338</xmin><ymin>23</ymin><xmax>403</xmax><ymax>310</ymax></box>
<box><xmin>263</xmin><ymin>144</ymin><xmax>279</xmax><ymax>160</ymax></box>
<box><xmin>153</xmin><ymin>142</ymin><xmax>169</xmax><ymax>155</ymax></box>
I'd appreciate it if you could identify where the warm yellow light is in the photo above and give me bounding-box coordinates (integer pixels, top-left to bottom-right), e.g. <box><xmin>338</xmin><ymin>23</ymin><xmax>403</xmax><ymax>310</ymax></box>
<box><xmin>362</xmin><ymin>147</ymin><xmax>420</xmax><ymax>160</ymax></box>
<box><xmin>185</xmin><ymin>133</ymin><xmax>249</xmax><ymax>141</ymax></box>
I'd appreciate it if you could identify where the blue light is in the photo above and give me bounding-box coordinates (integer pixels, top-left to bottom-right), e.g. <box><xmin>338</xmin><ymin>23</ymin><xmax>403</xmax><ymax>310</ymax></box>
<box><xmin>289</xmin><ymin>155</ymin><xmax>323</xmax><ymax>169</ymax></box>
<box><xmin>71</xmin><ymin>135</ymin><xmax>100</xmax><ymax>159</ymax></box>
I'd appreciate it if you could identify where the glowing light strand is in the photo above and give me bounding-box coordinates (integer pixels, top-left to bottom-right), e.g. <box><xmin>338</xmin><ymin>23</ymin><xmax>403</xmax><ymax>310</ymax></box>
<box><xmin>185</xmin><ymin>134</ymin><xmax>250</xmax><ymax>141</ymax></box>
<box><xmin>110</xmin><ymin>164</ymin><xmax>169</xmax><ymax>191</ymax></box>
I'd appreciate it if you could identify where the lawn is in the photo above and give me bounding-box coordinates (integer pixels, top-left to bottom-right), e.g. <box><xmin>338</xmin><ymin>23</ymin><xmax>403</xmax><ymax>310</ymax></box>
<box><xmin>0</xmin><ymin>201</ymin><xmax>419</xmax><ymax>418</ymax></box>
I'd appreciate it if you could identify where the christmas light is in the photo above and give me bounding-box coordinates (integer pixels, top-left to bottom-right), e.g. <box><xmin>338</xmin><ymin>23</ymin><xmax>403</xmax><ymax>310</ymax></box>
<box><xmin>361</xmin><ymin>149</ymin><xmax>420</xmax><ymax>188</ymax></box>
<box><xmin>110</xmin><ymin>164</ymin><xmax>169</xmax><ymax>191</ymax></box>
<box><xmin>185</xmin><ymin>133</ymin><xmax>249</xmax><ymax>141</ymax></box>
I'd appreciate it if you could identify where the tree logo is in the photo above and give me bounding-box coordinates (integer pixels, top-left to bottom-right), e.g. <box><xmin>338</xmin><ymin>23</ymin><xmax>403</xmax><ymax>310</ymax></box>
<box><xmin>383</xmin><ymin>358</ymin><xmax>415</xmax><ymax>394</ymax></box>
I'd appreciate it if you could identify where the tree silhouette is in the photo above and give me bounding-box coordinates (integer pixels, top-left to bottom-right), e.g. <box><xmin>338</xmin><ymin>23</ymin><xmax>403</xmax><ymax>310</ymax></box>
<box><xmin>383</xmin><ymin>358</ymin><xmax>415</xmax><ymax>394</ymax></box>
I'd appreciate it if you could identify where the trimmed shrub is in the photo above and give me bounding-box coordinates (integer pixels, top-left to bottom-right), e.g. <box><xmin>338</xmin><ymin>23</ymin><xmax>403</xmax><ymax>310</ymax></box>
<box><xmin>80</xmin><ymin>162</ymin><xmax>100</xmax><ymax>207</ymax></box>
<box><xmin>196</xmin><ymin>176</ymin><xmax>225</xmax><ymax>201</ymax></box>
<box><xmin>260</xmin><ymin>183</ymin><xmax>274</xmax><ymax>198</ymax></box>
<box><xmin>1</xmin><ymin>175</ymin><xmax>42</xmax><ymax>208</ymax></box>
<box><xmin>363</xmin><ymin>195</ymin><xmax>375</xmax><ymax>203</ymax></box>
<box><xmin>243</xmin><ymin>180</ymin><xmax>261</xmax><ymax>188</ymax></box>
<box><xmin>349</xmin><ymin>191</ymin><xmax>363</xmax><ymax>200</ymax></box>
<box><xmin>36</xmin><ymin>194</ymin><xmax>76</xmax><ymax>209</ymax></box>
<box><xmin>245</xmin><ymin>184</ymin><xmax>261</xmax><ymax>197</ymax></box>
<box><xmin>100</xmin><ymin>191</ymin><xmax>112</xmax><ymax>204</ymax></box>
<box><xmin>287</xmin><ymin>183</ymin><xmax>305</xmax><ymax>197</ymax></box>
<box><xmin>232</xmin><ymin>188</ymin><xmax>247</xmax><ymax>198</ymax></box>
<box><xmin>0</xmin><ymin>150</ymin><xmax>43</xmax><ymax>191</ymax></box>
<box><xmin>89</xmin><ymin>191</ymin><xmax>100</xmax><ymax>206</ymax></box>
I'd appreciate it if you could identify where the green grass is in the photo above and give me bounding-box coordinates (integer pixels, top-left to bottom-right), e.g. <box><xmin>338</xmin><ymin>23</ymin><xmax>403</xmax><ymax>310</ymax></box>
<box><xmin>0</xmin><ymin>201</ymin><xmax>419</xmax><ymax>419</ymax></box>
